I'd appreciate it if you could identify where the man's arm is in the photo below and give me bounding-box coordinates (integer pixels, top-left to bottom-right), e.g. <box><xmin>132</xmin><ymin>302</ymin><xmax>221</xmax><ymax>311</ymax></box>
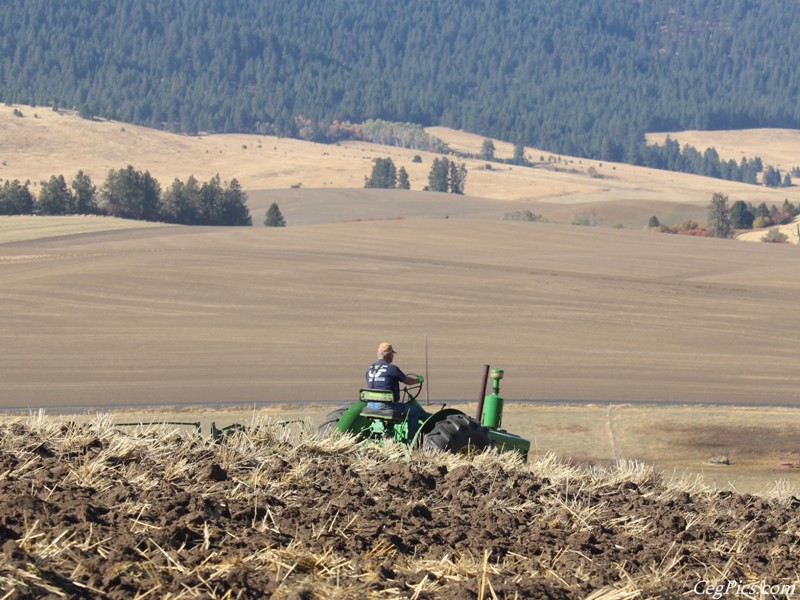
<box><xmin>402</xmin><ymin>374</ymin><xmax>423</xmax><ymax>385</ymax></box>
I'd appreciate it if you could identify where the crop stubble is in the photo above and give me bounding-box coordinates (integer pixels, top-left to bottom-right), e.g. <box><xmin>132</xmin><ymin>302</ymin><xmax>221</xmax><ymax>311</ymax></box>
<box><xmin>1</xmin><ymin>415</ymin><xmax>798</xmax><ymax>598</ymax></box>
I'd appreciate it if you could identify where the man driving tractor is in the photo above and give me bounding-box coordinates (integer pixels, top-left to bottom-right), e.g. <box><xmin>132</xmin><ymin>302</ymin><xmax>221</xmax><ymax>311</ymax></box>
<box><xmin>317</xmin><ymin>342</ymin><xmax>527</xmax><ymax>457</ymax></box>
<box><xmin>364</xmin><ymin>342</ymin><xmax>423</xmax><ymax>436</ymax></box>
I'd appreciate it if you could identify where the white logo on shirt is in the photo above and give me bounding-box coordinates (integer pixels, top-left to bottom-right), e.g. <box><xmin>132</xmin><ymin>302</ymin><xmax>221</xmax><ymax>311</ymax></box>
<box><xmin>368</xmin><ymin>365</ymin><xmax>388</xmax><ymax>382</ymax></box>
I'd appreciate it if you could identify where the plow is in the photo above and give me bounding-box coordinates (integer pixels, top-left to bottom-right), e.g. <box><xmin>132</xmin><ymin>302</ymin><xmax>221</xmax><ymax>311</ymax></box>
<box><xmin>115</xmin><ymin>420</ymin><xmax>246</xmax><ymax>439</ymax></box>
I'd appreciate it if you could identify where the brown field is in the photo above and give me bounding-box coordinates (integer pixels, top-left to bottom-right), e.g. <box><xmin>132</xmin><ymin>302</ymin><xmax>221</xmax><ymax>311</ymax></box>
<box><xmin>3</xmin><ymin>105</ymin><xmax>800</xmax><ymax>596</ymax></box>
<box><xmin>2</xmin><ymin>415</ymin><xmax>799</xmax><ymax>598</ymax></box>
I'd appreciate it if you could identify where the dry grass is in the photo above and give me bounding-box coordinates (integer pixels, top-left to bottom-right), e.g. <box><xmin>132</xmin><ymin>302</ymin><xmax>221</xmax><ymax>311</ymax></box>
<box><xmin>646</xmin><ymin>129</ymin><xmax>800</xmax><ymax>172</ymax></box>
<box><xmin>3</xmin><ymin>104</ymin><xmax>800</xmax><ymax>230</ymax></box>
<box><xmin>736</xmin><ymin>216</ymin><xmax>800</xmax><ymax>244</ymax></box>
<box><xmin>52</xmin><ymin>402</ymin><xmax>800</xmax><ymax>495</ymax></box>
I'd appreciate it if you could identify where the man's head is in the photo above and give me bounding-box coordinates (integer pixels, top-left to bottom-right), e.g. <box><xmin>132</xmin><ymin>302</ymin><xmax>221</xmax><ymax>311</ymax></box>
<box><xmin>377</xmin><ymin>342</ymin><xmax>396</xmax><ymax>362</ymax></box>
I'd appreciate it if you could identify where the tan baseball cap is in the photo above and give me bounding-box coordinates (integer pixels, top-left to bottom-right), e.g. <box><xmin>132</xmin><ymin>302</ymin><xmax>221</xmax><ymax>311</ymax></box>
<box><xmin>377</xmin><ymin>342</ymin><xmax>396</xmax><ymax>355</ymax></box>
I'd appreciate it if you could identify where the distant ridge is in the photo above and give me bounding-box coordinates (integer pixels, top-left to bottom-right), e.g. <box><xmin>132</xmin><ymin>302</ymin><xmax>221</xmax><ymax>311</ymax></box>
<box><xmin>2</xmin><ymin>1</ymin><xmax>800</xmax><ymax>162</ymax></box>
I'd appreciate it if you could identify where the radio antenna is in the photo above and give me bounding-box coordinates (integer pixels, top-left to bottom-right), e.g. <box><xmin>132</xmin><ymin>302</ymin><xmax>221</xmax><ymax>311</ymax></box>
<box><xmin>424</xmin><ymin>333</ymin><xmax>430</xmax><ymax>405</ymax></box>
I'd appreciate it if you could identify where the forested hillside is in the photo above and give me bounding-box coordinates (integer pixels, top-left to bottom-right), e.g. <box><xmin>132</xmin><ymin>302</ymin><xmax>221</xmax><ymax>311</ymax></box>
<box><xmin>3</xmin><ymin>0</ymin><xmax>800</xmax><ymax>163</ymax></box>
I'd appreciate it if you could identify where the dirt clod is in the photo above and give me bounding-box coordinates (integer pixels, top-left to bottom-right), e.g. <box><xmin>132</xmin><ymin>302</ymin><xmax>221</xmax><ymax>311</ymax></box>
<box><xmin>206</xmin><ymin>463</ymin><xmax>228</xmax><ymax>481</ymax></box>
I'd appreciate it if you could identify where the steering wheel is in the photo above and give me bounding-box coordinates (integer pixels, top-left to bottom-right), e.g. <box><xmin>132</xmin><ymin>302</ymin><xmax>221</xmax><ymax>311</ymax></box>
<box><xmin>402</xmin><ymin>377</ymin><xmax>424</xmax><ymax>401</ymax></box>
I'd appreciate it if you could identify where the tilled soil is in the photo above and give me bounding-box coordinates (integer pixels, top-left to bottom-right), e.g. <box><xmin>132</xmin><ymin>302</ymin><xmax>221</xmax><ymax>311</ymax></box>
<box><xmin>1</xmin><ymin>418</ymin><xmax>799</xmax><ymax>599</ymax></box>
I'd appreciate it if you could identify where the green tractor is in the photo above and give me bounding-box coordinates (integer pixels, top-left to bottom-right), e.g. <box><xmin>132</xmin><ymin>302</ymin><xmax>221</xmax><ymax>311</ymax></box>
<box><xmin>318</xmin><ymin>366</ymin><xmax>530</xmax><ymax>458</ymax></box>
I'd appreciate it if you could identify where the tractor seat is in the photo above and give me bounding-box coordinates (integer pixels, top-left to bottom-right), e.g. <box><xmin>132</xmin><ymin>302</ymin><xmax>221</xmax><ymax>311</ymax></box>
<box><xmin>360</xmin><ymin>388</ymin><xmax>394</xmax><ymax>403</ymax></box>
<box><xmin>359</xmin><ymin>388</ymin><xmax>404</xmax><ymax>419</ymax></box>
<box><xmin>361</xmin><ymin>405</ymin><xmax>404</xmax><ymax>419</ymax></box>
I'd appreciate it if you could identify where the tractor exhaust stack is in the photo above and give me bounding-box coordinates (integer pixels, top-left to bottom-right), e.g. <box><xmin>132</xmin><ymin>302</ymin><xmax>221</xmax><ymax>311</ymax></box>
<box><xmin>481</xmin><ymin>369</ymin><xmax>505</xmax><ymax>429</ymax></box>
<box><xmin>476</xmin><ymin>364</ymin><xmax>490</xmax><ymax>422</ymax></box>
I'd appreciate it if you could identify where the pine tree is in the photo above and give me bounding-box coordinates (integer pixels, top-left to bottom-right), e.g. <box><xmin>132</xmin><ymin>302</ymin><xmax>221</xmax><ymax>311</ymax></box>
<box><xmin>364</xmin><ymin>158</ymin><xmax>397</xmax><ymax>189</ymax></box>
<box><xmin>72</xmin><ymin>170</ymin><xmax>99</xmax><ymax>214</ymax></box>
<box><xmin>397</xmin><ymin>167</ymin><xmax>410</xmax><ymax>190</ymax></box>
<box><xmin>512</xmin><ymin>143</ymin><xmax>528</xmax><ymax>166</ymax></box>
<box><xmin>198</xmin><ymin>175</ymin><xmax>225</xmax><ymax>225</ymax></box>
<box><xmin>0</xmin><ymin>180</ymin><xmax>35</xmax><ymax>215</ymax></box>
<box><xmin>38</xmin><ymin>174</ymin><xmax>74</xmax><ymax>215</ymax></box>
<box><xmin>706</xmin><ymin>193</ymin><xmax>733</xmax><ymax>238</ymax></box>
<box><xmin>730</xmin><ymin>200</ymin><xmax>754</xmax><ymax>229</ymax></box>
<box><xmin>480</xmin><ymin>139</ymin><xmax>495</xmax><ymax>161</ymax></box>
<box><xmin>448</xmin><ymin>162</ymin><xmax>467</xmax><ymax>194</ymax></box>
<box><xmin>763</xmin><ymin>166</ymin><xmax>781</xmax><ymax>187</ymax></box>
<box><xmin>218</xmin><ymin>178</ymin><xmax>252</xmax><ymax>226</ymax></box>
<box><xmin>264</xmin><ymin>202</ymin><xmax>286</xmax><ymax>227</ymax></box>
<box><xmin>164</xmin><ymin>176</ymin><xmax>201</xmax><ymax>224</ymax></box>
<box><xmin>426</xmin><ymin>158</ymin><xmax>450</xmax><ymax>192</ymax></box>
<box><xmin>102</xmin><ymin>166</ymin><xmax>163</xmax><ymax>221</ymax></box>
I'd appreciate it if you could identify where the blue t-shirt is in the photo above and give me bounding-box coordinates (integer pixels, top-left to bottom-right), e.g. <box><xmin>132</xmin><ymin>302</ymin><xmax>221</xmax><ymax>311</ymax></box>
<box><xmin>366</xmin><ymin>360</ymin><xmax>407</xmax><ymax>402</ymax></box>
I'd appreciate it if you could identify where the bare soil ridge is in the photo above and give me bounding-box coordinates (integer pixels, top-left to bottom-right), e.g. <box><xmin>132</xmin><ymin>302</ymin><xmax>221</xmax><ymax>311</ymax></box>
<box><xmin>1</xmin><ymin>415</ymin><xmax>798</xmax><ymax>598</ymax></box>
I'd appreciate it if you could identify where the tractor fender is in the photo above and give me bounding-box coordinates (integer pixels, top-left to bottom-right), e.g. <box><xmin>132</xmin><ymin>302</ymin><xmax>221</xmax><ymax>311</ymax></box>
<box><xmin>335</xmin><ymin>401</ymin><xmax>369</xmax><ymax>434</ymax></box>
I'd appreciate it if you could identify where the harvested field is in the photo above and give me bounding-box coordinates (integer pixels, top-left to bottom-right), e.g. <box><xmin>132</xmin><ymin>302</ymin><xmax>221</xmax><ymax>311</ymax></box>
<box><xmin>1</xmin><ymin>414</ymin><xmax>799</xmax><ymax>599</ymax></box>
<box><xmin>76</xmin><ymin>403</ymin><xmax>800</xmax><ymax>496</ymax></box>
<box><xmin>3</xmin><ymin>215</ymin><xmax>800</xmax><ymax>409</ymax></box>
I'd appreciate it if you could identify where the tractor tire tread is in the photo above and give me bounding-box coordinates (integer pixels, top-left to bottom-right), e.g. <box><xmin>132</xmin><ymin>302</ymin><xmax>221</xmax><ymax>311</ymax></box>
<box><xmin>422</xmin><ymin>414</ymin><xmax>493</xmax><ymax>454</ymax></box>
<box><xmin>317</xmin><ymin>406</ymin><xmax>349</xmax><ymax>436</ymax></box>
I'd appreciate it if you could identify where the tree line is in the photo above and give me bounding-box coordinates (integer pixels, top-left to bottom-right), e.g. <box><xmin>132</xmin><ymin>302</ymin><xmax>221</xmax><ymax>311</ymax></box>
<box><xmin>3</xmin><ymin>1</ymin><xmax>800</xmax><ymax>166</ymax></box>
<box><xmin>0</xmin><ymin>167</ymin><xmax>252</xmax><ymax>226</ymax></box>
<box><xmin>364</xmin><ymin>157</ymin><xmax>467</xmax><ymax>194</ymax></box>
<box><xmin>641</xmin><ymin>138</ymin><xmax>794</xmax><ymax>188</ymax></box>
<box><xmin>648</xmin><ymin>194</ymin><xmax>800</xmax><ymax>240</ymax></box>
<box><xmin>364</xmin><ymin>141</ymin><xmax>793</xmax><ymax>200</ymax></box>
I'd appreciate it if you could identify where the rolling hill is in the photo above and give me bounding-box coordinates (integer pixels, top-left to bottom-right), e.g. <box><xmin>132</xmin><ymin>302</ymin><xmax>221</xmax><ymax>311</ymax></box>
<box><xmin>2</xmin><ymin>105</ymin><xmax>800</xmax><ymax>412</ymax></box>
<box><xmin>3</xmin><ymin>105</ymin><xmax>800</xmax><ymax>496</ymax></box>
<box><xmin>4</xmin><ymin>104</ymin><xmax>800</xmax><ymax>233</ymax></box>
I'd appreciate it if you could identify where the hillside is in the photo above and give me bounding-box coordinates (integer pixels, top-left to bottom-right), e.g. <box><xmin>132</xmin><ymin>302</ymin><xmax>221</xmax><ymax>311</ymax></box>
<box><xmin>3</xmin><ymin>214</ymin><xmax>800</xmax><ymax>410</ymax></box>
<box><xmin>647</xmin><ymin>129</ymin><xmax>800</xmax><ymax>173</ymax></box>
<box><xmin>4</xmin><ymin>105</ymin><xmax>800</xmax><ymax>233</ymax></box>
<box><xmin>3</xmin><ymin>1</ymin><xmax>800</xmax><ymax>161</ymax></box>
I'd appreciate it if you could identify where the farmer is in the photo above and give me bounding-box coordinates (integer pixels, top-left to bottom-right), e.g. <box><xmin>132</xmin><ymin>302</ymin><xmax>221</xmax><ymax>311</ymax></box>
<box><xmin>365</xmin><ymin>342</ymin><xmax>423</xmax><ymax>436</ymax></box>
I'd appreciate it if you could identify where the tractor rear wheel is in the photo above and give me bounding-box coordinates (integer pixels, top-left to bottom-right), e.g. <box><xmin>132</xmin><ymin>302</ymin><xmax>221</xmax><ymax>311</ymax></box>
<box><xmin>317</xmin><ymin>407</ymin><xmax>348</xmax><ymax>436</ymax></box>
<box><xmin>422</xmin><ymin>414</ymin><xmax>493</xmax><ymax>454</ymax></box>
